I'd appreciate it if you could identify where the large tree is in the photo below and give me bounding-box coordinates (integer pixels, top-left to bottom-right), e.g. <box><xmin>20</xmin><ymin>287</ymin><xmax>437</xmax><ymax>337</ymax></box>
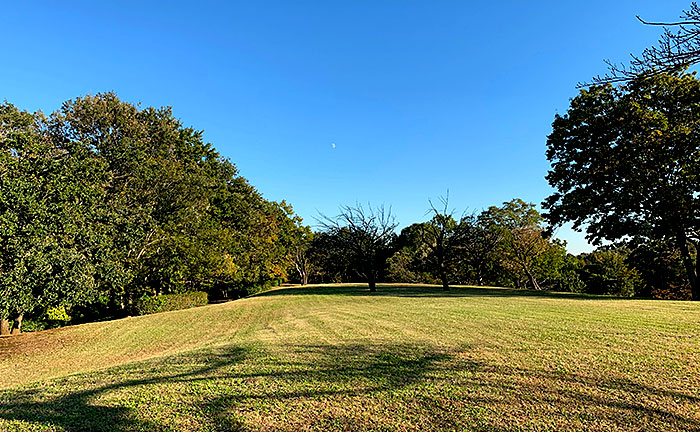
<box><xmin>0</xmin><ymin>93</ymin><xmax>304</xmax><ymax>332</ymax></box>
<box><xmin>0</xmin><ymin>103</ymin><xmax>103</xmax><ymax>334</ymax></box>
<box><xmin>545</xmin><ymin>73</ymin><xmax>700</xmax><ymax>300</ymax></box>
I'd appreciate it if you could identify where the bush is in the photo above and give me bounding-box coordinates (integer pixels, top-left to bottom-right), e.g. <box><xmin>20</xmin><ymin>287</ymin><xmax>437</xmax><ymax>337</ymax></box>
<box><xmin>135</xmin><ymin>291</ymin><xmax>209</xmax><ymax>316</ymax></box>
<box><xmin>21</xmin><ymin>306</ymin><xmax>72</xmax><ymax>332</ymax></box>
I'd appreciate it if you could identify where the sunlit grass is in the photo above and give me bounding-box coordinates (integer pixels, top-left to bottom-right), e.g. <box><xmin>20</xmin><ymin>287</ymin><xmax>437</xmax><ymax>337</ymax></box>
<box><xmin>1</xmin><ymin>284</ymin><xmax>699</xmax><ymax>431</ymax></box>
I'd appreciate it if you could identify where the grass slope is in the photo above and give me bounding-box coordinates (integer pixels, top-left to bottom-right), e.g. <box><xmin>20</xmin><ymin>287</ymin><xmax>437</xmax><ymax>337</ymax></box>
<box><xmin>0</xmin><ymin>284</ymin><xmax>699</xmax><ymax>431</ymax></box>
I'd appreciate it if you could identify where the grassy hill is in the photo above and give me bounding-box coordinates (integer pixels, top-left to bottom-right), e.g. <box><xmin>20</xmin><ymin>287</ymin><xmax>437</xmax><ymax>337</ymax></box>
<box><xmin>1</xmin><ymin>284</ymin><xmax>698</xmax><ymax>431</ymax></box>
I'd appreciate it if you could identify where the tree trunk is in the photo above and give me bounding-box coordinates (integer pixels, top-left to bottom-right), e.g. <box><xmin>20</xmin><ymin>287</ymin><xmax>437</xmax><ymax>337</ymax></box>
<box><xmin>525</xmin><ymin>267</ymin><xmax>541</xmax><ymax>290</ymax></box>
<box><xmin>695</xmin><ymin>243</ymin><xmax>700</xmax><ymax>301</ymax></box>
<box><xmin>301</xmin><ymin>271</ymin><xmax>308</xmax><ymax>286</ymax></box>
<box><xmin>11</xmin><ymin>314</ymin><xmax>23</xmax><ymax>335</ymax></box>
<box><xmin>677</xmin><ymin>234</ymin><xmax>698</xmax><ymax>300</ymax></box>
<box><xmin>438</xmin><ymin>251</ymin><xmax>449</xmax><ymax>291</ymax></box>
<box><xmin>368</xmin><ymin>272</ymin><xmax>376</xmax><ymax>292</ymax></box>
<box><xmin>0</xmin><ymin>319</ymin><xmax>9</xmax><ymax>336</ymax></box>
<box><xmin>440</xmin><ymin>272</ymin><xmax>450</xmax><ymax>291</ymax></box>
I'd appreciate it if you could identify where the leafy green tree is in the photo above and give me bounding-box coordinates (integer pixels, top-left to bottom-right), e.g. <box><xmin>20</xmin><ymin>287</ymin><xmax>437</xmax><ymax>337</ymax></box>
<box><xmin>290</xmin><ymin>224</ymin><xmax>315</xmax><ymax>285</ymax></box>
<box><xmin>578</xmin><ymin>249</ymin><xmax>643</xmax><ymax>297</ymax></box>
<box><xmin>545</xmin><ymin>73</ymin><xmax>700</xmax><ymax>300</ymax></box>
<box><xmin>387</xmin><ymin>223</ymin><xmax>436</xmax><ymax>284</ymax></box>
<box><xmin>49</xmin><ymin>93</ymin><xmax>233</xmax><ymax>310</ymax></box>
<box><xmin>460</xmin><ymin>213</ymin><xmax>503</xmax><ymax>286</ymax></box>
<box><xmin>626</xmin><ymin>240</ymin><xmax>691</xmax><ymax>299</ymax></box>
<box><xmin>1</xmin><ymin>93</ymin><xmax>304</xmax><ymax>331</ymax></box>
<box><xmin>307</xmin><ymin>231</ymin><xmax>354</xmax><ymax>284</ymax></box>
<box><xmin>481</xmin><ymin>200</ymin><xmax>554</xmax><ymax>290</ymax></box>
<box><xmin>0</xmin><ymin>103</ymin><xmax>102</xmax><ymax>334</ymax></box>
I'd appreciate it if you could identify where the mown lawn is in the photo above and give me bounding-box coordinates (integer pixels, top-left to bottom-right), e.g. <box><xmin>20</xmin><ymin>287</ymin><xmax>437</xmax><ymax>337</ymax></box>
<box><xmin>0</xmin><ymin>284</ymin><xmax>699</xmax><ymax>431</ymax></box>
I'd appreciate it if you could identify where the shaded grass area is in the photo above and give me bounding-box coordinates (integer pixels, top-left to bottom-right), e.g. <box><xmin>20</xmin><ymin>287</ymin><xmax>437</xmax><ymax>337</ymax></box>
<box><xmin>1</xmin><ymin>284</ymin><xmax>699</xmax><ymax>431</ymax></box>
<box><xmin>253</xmin><ymin>283</ymin><xmax>628</xmax><ymax>299</ymax></box>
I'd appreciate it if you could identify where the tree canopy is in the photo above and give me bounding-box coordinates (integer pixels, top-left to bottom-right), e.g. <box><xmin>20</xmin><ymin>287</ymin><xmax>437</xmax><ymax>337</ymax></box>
<box><xmin>545</xmin><ymin>72</ymin><xmax>700</xmax><ymax>300</ymax></box>
<box><xmin>0</xmin><ymin>93</ymin><xmax>303</xmax><ymax>334</ymax></box>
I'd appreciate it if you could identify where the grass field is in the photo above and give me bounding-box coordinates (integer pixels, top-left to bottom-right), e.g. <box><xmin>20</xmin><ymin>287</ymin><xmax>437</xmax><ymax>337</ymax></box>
<box><xmin>0</xmin><ymin>284</ymin><xmax>699</xmax><ymax>431</ymax></box>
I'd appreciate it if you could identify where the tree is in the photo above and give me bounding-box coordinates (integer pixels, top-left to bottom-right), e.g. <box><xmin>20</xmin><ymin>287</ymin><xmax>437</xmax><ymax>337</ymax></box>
<box><xmin>420</xmin><ymin>196</ymin><xmax>471</xmax><ymax>291</ymax></box>
<box><xmin>387</xmin><ymin>223</ymin><xmax>436</xmax><ymax>284</ymax></box>
<box><xmin>626</xmin><ymin>240</ymin><xmax>691</xmax><ymax>299</ymax></box>
<box><xmin>578</xmin><ymin>249</ymin><xmax>643</xmax><ymax>297</ymax></box>
<box><xmin>318</xmin><ymin>204</ymin><xmax>398</xmax><ymax>292</ymax></box>
<box><xmin>594</xmin><ymin>3</ymin><xmax>700</xmax><ymax>84</ymax></box>
<box><xmin>307</xmin><ymin>231</ymin><xmax>354</xmax><ymax>284</ymax></box>
<box><xmin>460</xmin><ymin>212</ymin><xmax>503</xmax><ymax>286</ymax></box>
<box><xmin>50</xmin><ymin>93</ymin><xmax>232</xmax><ymax>310</ymax></box>
<box><xmin>0</xmin><ymin>103</ymin><xmax>102</xmax><ymax>334</ymax></box>
<box><xmin>483</xmin><ymin>199</ymin><xmax>557</xmax><ymax>290</ymax></box>
<box><xmin>290</xmin><ymin>225</ymin><xmax>314</xmax><ymax>285</ymax></box>
<box><xmin>545</xmin><ymin>73</ymin><xmax>700</xmax><ymax>300</ymax></box>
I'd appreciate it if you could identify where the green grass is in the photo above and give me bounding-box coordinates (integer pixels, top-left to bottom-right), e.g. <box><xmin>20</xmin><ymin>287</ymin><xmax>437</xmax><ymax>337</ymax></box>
<box><xmin>1</xmin><ymin>284</ymin><xmax>699</xmax><ymax>431</ymax></box>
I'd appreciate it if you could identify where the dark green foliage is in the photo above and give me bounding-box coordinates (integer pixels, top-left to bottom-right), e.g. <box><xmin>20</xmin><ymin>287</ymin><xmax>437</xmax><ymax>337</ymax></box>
<box><xmin>478</xmin><ymin>199</ymin><xmax>579</xmax><ymax>291</ymax></box>
<box><xmin>384</xmin><ymin>199</ymin><xmax>582</xmax><ymax>293</ymax></box>
<box><xmin>0</xmin><ymin>102</ymin><xmax>103</xmax><ymax>334</ymax></box>
<box><xmin>305</xmin><ymin>231</ymin><xmax>356</xmax><ymax>283</ymax></box>
<box><xmin>135</xmin><ymin>291</ymin><xmax>209</xmax><ymax>316</ymax></box>
<box><xmin>578</xmin><ymin>249</ymin><xmax>643</xmax><ymax>297</ymax></box>
<box><xmin>0</xmin><ymin>93</ymin><xmax>304</xmax><ymax>332</ymax></box>
<box><xmin>420</xmin><ymin>197</ymin><xmax>472</xmax><ymax>290</ymax></box>
<box><xmin>387</xmin><ymin>223</ymin><xmax>436</xmax><ymax>284</ymax></box>
<box><xmin>626</xmin><ymin>241</ymin><xmax>692</xmax><ymax>299</ymax></box>
<box><xmin>545</xmin><ymin>73</ymin><xmax>700</xmax><ymax>299</ymax></box>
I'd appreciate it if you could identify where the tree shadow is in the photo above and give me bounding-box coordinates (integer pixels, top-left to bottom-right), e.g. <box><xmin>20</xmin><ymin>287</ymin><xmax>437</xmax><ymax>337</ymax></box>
<box><xmin>254</xmin><ymin>284</ymin><xmax>634</xmax><ymax>301</ymax></box>
<box><xmin>1</xmin><ymin>341</ymin><xmax>697</xmax><ymax>431</ymax></box>
<box><xmin>0</xmin><ymin>343</ymin><xmax>457</xmax><ymax>431</ymax></box>
<box><xmin>0</xmin><ymin>346</ymin><xmax>250</xmax><ymax>431</ymax></box>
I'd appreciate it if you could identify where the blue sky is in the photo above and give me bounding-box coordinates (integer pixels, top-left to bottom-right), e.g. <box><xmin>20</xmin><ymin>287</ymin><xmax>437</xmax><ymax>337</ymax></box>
<box><xmin>0</xmin><ymin>1</ymin><xmax>690</xmax><ymax>253</ymax></box>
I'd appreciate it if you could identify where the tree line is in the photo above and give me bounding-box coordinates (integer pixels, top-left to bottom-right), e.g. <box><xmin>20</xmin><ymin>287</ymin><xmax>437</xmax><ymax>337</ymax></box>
<box><xmin>0</xmin><ymin>93</ymin><xmax>303</xmax><ymax>334</ymax></box>
<box><xmin>290</xmin><ymin>199</ymin><xmax>691</xmax><ymax>300</ymax></box>
<box><xmin>5</xmin><ymin>3</ymin><xmax>700</xmax><ymax>334</ymax></box>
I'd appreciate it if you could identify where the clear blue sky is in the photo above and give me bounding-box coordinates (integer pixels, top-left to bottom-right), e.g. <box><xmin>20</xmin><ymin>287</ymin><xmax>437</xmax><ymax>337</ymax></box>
<box><xmin>0</xmin><ymin>1</ymin><xmax>690</xmax><ymax>253</ymax></box>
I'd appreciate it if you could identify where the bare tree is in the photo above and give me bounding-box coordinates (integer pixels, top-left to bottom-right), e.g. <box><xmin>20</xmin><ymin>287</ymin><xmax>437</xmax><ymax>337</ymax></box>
<box><xmin>591</xmin><ymin>3</ymin><xmax>700</xmax><ymax>85</ymax></box>
<box><xmin>317</xmin><ymin>203</ymin><xmax>398</xmax><ymax>292</ymax></box>
<box><xmin>421</xmin><ymin>194</ymin><xmax>471</xmax><ymax>291</ymax></box>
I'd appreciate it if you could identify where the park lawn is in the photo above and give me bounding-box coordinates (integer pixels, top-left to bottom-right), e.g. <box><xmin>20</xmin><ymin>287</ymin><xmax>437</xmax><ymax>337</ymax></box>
<box><xmin>0</xmin><ymin>284</ymin><xmax>698</xmax><ymax>431</ymax></box>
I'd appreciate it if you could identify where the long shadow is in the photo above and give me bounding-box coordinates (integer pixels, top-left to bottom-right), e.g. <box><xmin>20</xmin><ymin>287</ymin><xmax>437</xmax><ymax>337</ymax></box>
<box><xmin>0</xmin><ymin>346</ymin><xmax>251</xmax><ymax>432</ymax></box>
<box><xmin>0</xmin><ymin>343</ymin><xmax>456</xmax><ymax>431</ymax></box>
<box><xmin>1</xmin><ymin>340</ymin><xmax>697</xmax><ymax>431</ymax></box>
<box><xmin>254</xmin><ymin>284</ymin><xmax>633</xmax><ymax>301</ymax></box>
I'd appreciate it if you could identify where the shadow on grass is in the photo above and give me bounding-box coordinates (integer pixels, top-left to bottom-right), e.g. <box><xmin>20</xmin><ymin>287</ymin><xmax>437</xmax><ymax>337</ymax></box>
<box><xmin>254</xmin><ymin>284</ymin><xmax>629</xmax><ymax>301</ymax></box>
<box><xmin>0</xmin><ymin>346</ymin><xmax>251</xmax><ymax>431</ymax></box>
<box><xmin>0</xmin><ymin>343</ymin><xmax>456</xmax><ymax>431</ymax></box>
<box><xmin>1</xmin><ymin>340</ymin><xmax>697</xmax><ymax>431</ymax></box>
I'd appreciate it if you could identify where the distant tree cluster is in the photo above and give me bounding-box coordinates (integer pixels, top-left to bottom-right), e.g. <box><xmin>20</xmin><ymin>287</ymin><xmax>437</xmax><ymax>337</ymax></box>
<box><xmin>0</xmin><ymin>93</ymin><xmax>304</xmax><ymax>334</ymax></box>
<box><xmin>289</xmin><ymin>199</ymin><xmax>680</xmax><ymax>299</ymax></box>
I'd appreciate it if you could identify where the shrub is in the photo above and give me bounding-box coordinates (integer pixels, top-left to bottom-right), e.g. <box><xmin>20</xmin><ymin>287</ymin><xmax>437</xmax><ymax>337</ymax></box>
<box><xmin>135</xmin><ymin>291</ymin><xmax>209</xmax><ymax>316</ymax></box>
<box><xmin>21</xmin><ymin>306</ymin><xmax>72</xmax><ymax>332</ymax></box>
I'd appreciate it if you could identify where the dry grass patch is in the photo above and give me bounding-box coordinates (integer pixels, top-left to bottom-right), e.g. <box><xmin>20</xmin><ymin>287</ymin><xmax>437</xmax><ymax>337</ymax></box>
<box><xmin>0</xmin><ymin>284</ymin><xmax>698</xmax><ymax>431</ymax></box>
